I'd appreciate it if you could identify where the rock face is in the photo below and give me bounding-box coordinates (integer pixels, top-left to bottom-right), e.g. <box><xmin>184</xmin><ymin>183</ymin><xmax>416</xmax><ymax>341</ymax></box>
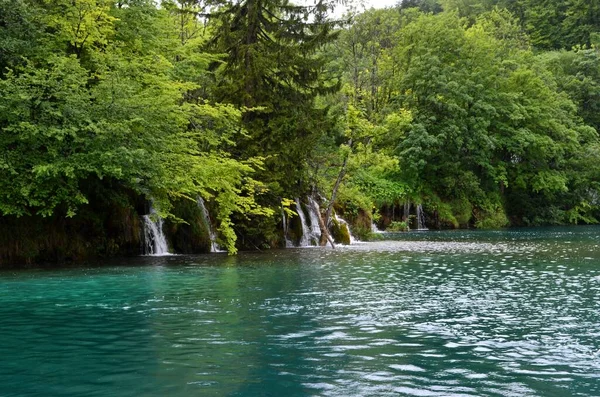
<box><xmin>0</xmin><ymin>191</ymin><xmax>145</xmax><ymax>266</ymax></box>
<box><xmin>0</xmin><ymin>191</ymin><xmax>218</xmax><ymax>266</ymax></box>
<box><xmin>330</xmin><ymin>216</ymin><xmax>352</xmax><ymax>245</ymax></box>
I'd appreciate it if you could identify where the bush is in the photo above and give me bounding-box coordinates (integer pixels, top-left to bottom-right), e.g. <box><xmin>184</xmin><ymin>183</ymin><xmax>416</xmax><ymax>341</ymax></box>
<box><xmin>387</xmin><ymin>221</ymin><xmax>409</xmax><ymax>232</ymax></box>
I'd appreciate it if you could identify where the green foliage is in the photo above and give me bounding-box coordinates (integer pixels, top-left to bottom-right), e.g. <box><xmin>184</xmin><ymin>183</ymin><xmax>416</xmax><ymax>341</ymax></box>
<box><xmin>473</xmin><ymin>193</ymin><xmax>509</xmax><ymax>228</ymax></box>
<box><xmin>542</xmin><ymin>47</ymin><xmax>600</xmax><ymax>133</ymax></box>
<box><xmin>2</xmin><ymin>0</ymin><xmax>600</xmax><ymax>263</ymax></box>
<box><xmin>319</xmin><ymin>4</ymin><xmax>599</xmax><ymax>231</ymax></box>
<box><xmin>387</xmin><ymin>221</ymin><xmax>409</xmax><ymax>232</ymax></box>
<box><xmin>0</xmin><ymin>0</ymin><xmax>272</xmax><ymax>257</ymax></box>
<box><xmin>449</xmin><ymin>198</ymin><xmax>474</xmax><ymax>228</ymax></box>
<box><xmin>0</xmin><ymin>0</ymin><xmax>44</xmax><ymax>75</ymax></box>
<box><xmin>43</xmin><ymin>0</ymin><xmax>116</xmax><ymax>59</ymax></box>
<box><xmin>519</xmin><ymin>0</ymin><xmax>600</xmax><ymax>50</ymax></box>
<box><xmin>435</xmin><ymin>0</ymin><xmax>600</xmax><ymax>50</ymax></box>
<box><xmin>335</xmin><ymin>185</ymin><xmax>372</xmax><ymax>219</ymax></box>
<box><xmin>206</xmin><ymin>0</ymin><xmax>339</xmax><ymax>194</ymax></box>
<box><xmin>400</xmin><ymin>0</ymin><xmax>443</xmax><ymax>14</ymax></box>
<box><xmin>565</xmin><ymin>201</ymin><xmax>598</xmax><ymax>225</ymax></box>
<box><xmin>382</xmin><ymin>10</ymin><xmax>597</xmax><ymax>226</ymax></box>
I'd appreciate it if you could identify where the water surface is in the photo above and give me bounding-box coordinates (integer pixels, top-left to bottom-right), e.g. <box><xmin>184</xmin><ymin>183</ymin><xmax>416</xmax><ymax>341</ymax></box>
<box><xmin>1</xmin><ymin>227</ymin><xmax>600</xmax><ymax>396</ymax></box>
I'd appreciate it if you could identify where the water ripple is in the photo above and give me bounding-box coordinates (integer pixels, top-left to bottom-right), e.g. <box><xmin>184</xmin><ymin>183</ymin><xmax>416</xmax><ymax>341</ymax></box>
<box><xmin>1</xmin><ymin>227</ymin><xmax>600</xmax><ymax>396</ymax></box>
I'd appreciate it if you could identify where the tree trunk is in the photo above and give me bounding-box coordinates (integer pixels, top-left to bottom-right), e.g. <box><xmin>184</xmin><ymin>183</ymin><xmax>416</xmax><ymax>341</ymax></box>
<box><xmin>311</xmin><ymin>199</ymin><xmax>335</xmax><ymax>248</ymax></box>
<box><xmin>319</xmin><ymin>138</ymin><xmax>352</xmax><ymax>247</ymax></box>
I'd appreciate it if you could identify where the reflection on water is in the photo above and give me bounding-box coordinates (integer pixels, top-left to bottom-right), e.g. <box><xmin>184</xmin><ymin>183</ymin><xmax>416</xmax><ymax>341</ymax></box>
<box><xmin>1</xmin><ymin>227</ymin><xmax>600</xmax><ymax>396</ymax></box>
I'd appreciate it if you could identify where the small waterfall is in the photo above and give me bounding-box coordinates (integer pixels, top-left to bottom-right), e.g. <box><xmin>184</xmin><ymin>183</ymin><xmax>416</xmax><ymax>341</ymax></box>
<box><xmin>281</xmin><ymin>206</ymin><xmax>293</xmax><ymax>248</ymax></box>
<box><xmin>197</xmin><ymin>197</ymin><xmax>220</xmax><ymax>252</ymax></box>
<box><xmin>333</xmin><ymin>213</ymin><xmax>356</xmax><ymax>244</ymax></box>
<box><xmin>295</xmin><ymin>198</ymin><xmax>322</xmax><ymax>246</ymax></box>
<box><xmin>416</xmin><ymin>204</ymin><xmax>428</xmax><ymax>231</ymax></box>
<box><xmin>295</xmin><ymin>198</ymin><xmax>311</xmax><ymax>246</ymax></box>
<box><xmin>307</xmin><ymin>197</ymin><xmax>322</xmax><ymax>244</ymax></box>
<box><xmin>142</xmin><ymin>208</ymin><xmax>170</xmax><ymax>255</ymax></box>
<box><xmin>403</xmin><ymin>202</ymin><xmax>411</xmax><ymax>222</ymax></box>
<box><xmin>371</xmin><ymin>222</ymin><xmax>383</xmax><ymax>233</ymax></box>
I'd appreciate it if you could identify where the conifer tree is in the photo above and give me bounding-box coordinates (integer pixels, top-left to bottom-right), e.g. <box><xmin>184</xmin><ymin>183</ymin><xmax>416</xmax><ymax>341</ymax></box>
<box><xmin>206</xmin><ymin>0</ymin><xmax>340</xmax><ymax>196</ymax></box>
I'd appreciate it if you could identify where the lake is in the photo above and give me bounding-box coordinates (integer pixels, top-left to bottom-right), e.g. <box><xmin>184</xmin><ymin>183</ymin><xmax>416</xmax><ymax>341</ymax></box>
<box><xmin>1</xmin><ymin>227</ymin><xmax>600</xmax><ymax>396</ymax></box>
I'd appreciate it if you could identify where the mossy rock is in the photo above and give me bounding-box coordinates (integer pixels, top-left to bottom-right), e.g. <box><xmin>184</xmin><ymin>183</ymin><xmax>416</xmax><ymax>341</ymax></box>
<box><xmin>0</xmin><ymin>186</ymin><xmax>145</xmax><ymax>266</ymax></box>
<box><xmin>167</xmin><ymin>199</ymin><xmax>212</xmax><ymax>254</ymax></box>
<box><xmin>330</xmin><ymin>217</ymin><xmax>351</xmax><ymax>245</ymax></box>
<box><xmin>288</xmin><ymin>209</ymin><xmax>304</xmax><ymax>246</ymax></box>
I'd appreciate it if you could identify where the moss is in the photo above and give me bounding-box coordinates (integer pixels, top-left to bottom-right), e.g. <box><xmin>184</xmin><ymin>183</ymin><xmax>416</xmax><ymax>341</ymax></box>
<box><xmin>288</xmin><ymin>207</ymin><xmax>304</xmax><ymax>246</ymax></box>
<box><xmin>339</xmin><ymin>223</ymin><xmax>351</xmax><ymax>245</ymax></box>
<box><xmin>436</xmin><ymin>201</ymin><xmax>459</xmax><ymax>229</ymax></box>
<box><xmin>473</xmin><ymin>193</ymin><xmax>509</xmax><ymax>229</ymax></box>
<box><xmin>166</xmin><ymin>199</ymin><xmax>212</xmax><ymax>254</ymax></box>
<box><xmin>351</xmin><ymin>209</ymin><xmax>372</xmax><ymax>240</ymax></box>
<box><xmin>0</xmin><ymin>192</ymin><xmax>220</xmax><ymax>266</ymax></box>
<box><xmin>423</xmin><ymin>198</ymin><xmax>462</xmax><ymax>229</ymax></box>
<box><xmin>0</xmin><ymin>205</ymin><xmax>142</xmax><ymax>266</ymax></box>
<box><xmin>0</xmin><ymin>181</ymin><xmax>145</xmax><ymax>267</ymax></box>
<box><xmin>387</xmin><ymin>221</ymin><xmax>409</xmax><ymax>232</ymax></box>
<box><xmin>330</xmin><ymin>216</ymin><xmax>351</xmax><ymax>245</ymax></box>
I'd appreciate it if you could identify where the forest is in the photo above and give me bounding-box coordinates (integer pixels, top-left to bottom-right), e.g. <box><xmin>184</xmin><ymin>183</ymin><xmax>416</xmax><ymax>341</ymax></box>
<box><xmin>0</xmin><ymin>0</ymin><xmax>599</xmax><ymax>264</ymax></box>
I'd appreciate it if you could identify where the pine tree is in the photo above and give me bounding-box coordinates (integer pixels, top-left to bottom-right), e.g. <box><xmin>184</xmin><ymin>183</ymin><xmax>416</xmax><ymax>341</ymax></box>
<box><xmin>206</xmin><ymin>0</ymin><xmax>340</xmax><ymax>196</ymax></box>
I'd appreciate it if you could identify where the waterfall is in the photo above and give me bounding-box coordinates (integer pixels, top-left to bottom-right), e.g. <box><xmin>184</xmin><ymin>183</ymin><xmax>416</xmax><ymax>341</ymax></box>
<box><xmin>142</xmin><ymin>207</ymin><xmax>170</xmax><ymax>256</ymax></box>
<box><xmin>403</xmin><ymin>202</ymin><xmax>411</xmax><ymax>222</ymax></box>
<box><xmin>295</xmin><ymin>198</ymin><xmax>322</xmax><ymax>246</ymax></box>
<box><xmin>197</xmin><ymin>197</ymin><xmax>220</xmax><ymax>252</ymax></box>
<box><xmin>281</xmin><ymin>206</ymin><xmax>293</xmax><ymax>248</ymax></box>
<box><xmin>307</xmin><ymin>197</ymin><xmax>322</xmax><ymax>244</ymax></box>
<box><xmin>416</xmin><ymin>204</ymin><xmax>428</xmax><ymax>231</ymax></box>
<box><xmin>333</xmin><ymin>213</ymin><xmax>356</xmax><ymax>244</ymax></box>
<box><xmin>371</xmin><ymin>222</ymin><xmax>383</xmax><ymax>233</ymax></box>
<box><xmin>295</xmin><ymin>198</ymin><xmax>311</xmax><ymax>246</ymax></box>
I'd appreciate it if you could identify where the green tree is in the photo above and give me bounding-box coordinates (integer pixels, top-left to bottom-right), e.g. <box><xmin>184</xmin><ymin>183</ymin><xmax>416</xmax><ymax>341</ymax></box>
<box><xmin>0</xmin><ymin>0</ymin><xmax>271</xmax><ymax>256</ymax></box>
<box><xmin>206</xmin><ymin>0</ymin><xmax>339</xmax><ymax>193</ymax></box>
<box><xmin>333</xmin><ymin>8</ymin><xmax>403</xmax><ymax>120</ymax></box>
<box><xmin>387</xmin><ymin>11</ymin><xmax>596</xmax><ymax>226</ymax></box>
<box><xmin>542</xmin><ymin>47</ymin><xmax>600</xmax><ymax>132</ymax></box>
<box><xmin>0</xmin><ymin>0</ymin><xmax>44</xmax><ymax>75</ymax></box>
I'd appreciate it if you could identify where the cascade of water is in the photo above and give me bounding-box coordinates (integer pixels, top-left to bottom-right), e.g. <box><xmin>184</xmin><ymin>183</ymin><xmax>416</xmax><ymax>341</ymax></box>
<box><xmin>142</xmin><ymin>207</ymin><xmax>169</xmax><ymax>255</ymax></box>
<box><xmin>403</xmin><ymin>202</ymin><xmax>411</xmax><ymax>223</ymax></box>
<box><xmin>281</xmin><ymin>207</ymin><xmax>294</xmax><ymax>248</ymax></box>
<box><xmin>333</xmin><ymin>213</ymin><xmax>356</xmax><ymax>244</ymax></box>
<box><xmin>416</xmin><ymin>204</ymin><xmax>428</xmax><ymax>231</ymax></box>
<box><xmin>371</xmin><ymin>222</ymin><xmax>383</xmax><ymax>233</ymax></box>
<box><xmin>307</xmin><ymin>197</ymin><xmax>322</xmax><ymax>245</ymax></box>
<box><xmin>197</xmin><ymin>197</ymin><xmax>220</xmax><ymax>252</ymax></box>
<box><xmin>295</xmin><ymin>198</ymin><xmax>311</xmax><ymax>246</ymax></box>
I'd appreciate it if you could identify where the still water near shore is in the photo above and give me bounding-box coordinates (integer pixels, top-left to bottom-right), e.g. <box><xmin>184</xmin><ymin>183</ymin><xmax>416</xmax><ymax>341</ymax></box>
<box><xmin>1</xmin><ymin>227</ymin><xmax>600</xmax><ymax>396</ymax></box>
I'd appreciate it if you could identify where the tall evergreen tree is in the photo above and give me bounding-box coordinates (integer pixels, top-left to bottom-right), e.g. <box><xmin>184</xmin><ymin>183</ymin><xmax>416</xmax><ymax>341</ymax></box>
<box><xmin>206</xmin><ymin>0</ymin><xmax>340</xmax><ymax>196</ymax></box>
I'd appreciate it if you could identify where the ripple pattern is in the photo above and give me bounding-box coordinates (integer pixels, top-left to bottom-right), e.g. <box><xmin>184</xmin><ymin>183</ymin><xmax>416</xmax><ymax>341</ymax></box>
<box><xmin>1</xmin><ymin>227</ymin><xmax>600</xmax><ymax>396</ymax></box>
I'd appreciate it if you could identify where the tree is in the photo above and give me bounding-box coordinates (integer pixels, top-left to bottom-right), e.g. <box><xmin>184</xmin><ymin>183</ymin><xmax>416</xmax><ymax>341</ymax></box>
<box><xmin>542</xmin><ymin>47</ymin><xmax>600</xmax><ymax>133</ymax></box>
<box><xmin>386</xmin><ymin>11</ymin><xmax>596</xmax><ymax>226</ymax></box>
<box><xmin>206</xmin><ymin>0</ymin><xmax>340</xmax><ymax>193</ymax></box>
<box><xmin>332</xmin><ymin>8</ymin><xmax>403</xmax><ymax>120</ymax></box>
<box><xmin>0</xmin><ymin>0</ymin><xmax>271</xmax><ymax>257</ymax></box>
<box><xmin>0</xmin><ymin>0</ymin><xmax>44</xmax><ymax>76</ymax></box>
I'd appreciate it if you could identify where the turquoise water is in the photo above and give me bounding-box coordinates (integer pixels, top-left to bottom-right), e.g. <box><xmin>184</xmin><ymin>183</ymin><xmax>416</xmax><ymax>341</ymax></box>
<box><xmin>2</xmin><ymin>227</ymin><xmax>600</xmax><ymax>396</ymax></box>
